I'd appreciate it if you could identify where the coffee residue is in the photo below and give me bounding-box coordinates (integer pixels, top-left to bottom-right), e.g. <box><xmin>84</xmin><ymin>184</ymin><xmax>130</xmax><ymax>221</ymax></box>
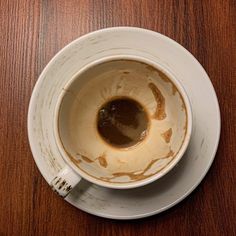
<box><xmin>146</xmin><ymin>66</ymin><xmax>178</xmax><ymax>95</ymax></box>
<box><xmin>98</xmin><ymin>154</ymin><xmax>108</xmax><ymax>168</ymax></box>
<box><xmin>97</xmin><ymin>97</ymin><xmax>149</xmax><ymax>148</ymax></box>
<box><xmin>148</xmin><ymin>83</ymin><xmax>167</xmax><ymax>120</ymax></box>
<box><xmin>161</xmin><ymin>128</ymin><xmax>172</xmax><ymax>143</ymax></box>
<box><xmin>69</xmin><ymin>157</ymin><xmax>82</xmax><ymax>166</ymax></box>
<box><xmin>80</xmin><ymin>155</ymin><xmax>93</xmax><ymax>163</ymax></box>
<box><xmin>101</xmin><ymin>149</ymin><xmax>174</xmax><ymax>182</ymax></box>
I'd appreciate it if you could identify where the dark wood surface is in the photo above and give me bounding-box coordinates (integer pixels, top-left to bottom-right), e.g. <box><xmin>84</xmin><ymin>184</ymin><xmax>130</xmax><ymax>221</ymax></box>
<box><xmin>0</xmin><ymin>0</ymin><xmax>235</xmax><ymax>235</ymax></box>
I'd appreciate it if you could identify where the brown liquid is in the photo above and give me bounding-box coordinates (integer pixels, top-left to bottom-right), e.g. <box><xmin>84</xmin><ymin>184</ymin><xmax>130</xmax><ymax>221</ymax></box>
<box><xmin>97</xmin><ymin>97</ymin><xmax>149</xmax><ymax>148</ymax></box>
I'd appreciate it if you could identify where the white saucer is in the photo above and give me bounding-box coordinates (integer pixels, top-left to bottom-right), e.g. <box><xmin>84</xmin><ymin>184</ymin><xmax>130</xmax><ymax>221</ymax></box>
<box><xmin>28</xmin><ymin>27</ymin><xmax>221</xmax><ymax>219</ymax></box>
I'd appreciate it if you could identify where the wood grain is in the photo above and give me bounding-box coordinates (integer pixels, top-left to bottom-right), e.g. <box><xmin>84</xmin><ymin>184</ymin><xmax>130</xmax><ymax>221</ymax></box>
<box><xmin>0</xmin><ymin>0</ymin><xmax>235</xmax><ymax>235</ymax></box>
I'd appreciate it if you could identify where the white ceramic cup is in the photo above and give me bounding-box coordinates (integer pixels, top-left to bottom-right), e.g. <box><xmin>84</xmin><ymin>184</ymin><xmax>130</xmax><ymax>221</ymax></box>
<box><xmin>51</xmin><ymin>55</ymin><xmax>192</xmax><ymax>197</ymax></box>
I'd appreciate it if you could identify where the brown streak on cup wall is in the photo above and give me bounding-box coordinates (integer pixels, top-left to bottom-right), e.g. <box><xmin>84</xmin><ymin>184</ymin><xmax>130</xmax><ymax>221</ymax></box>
<box><xmin>148</xmin><ymin>83</ymin><xmax>167</xmax><ymax>120</ymax></box>
<box><xmin>161</xmin><ymin>128</ymin><xmax>173</xmax><ymax>143</ymax></box>
<box><xmin>98</xmin><ymin>154</ymin><xmax>108</xmax><ymax>168</ymax></box>
<box><xmin>100</xmin><ymin>149</ymin><xmax>174</xmax><ymax>182</ymax></box>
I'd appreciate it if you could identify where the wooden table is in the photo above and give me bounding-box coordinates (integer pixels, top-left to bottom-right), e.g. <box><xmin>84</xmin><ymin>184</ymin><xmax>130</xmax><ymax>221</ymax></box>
<box><xmin>0</xmin><ymin>1</ymin><xmax>235</xmax><ymax>235</ymax></box>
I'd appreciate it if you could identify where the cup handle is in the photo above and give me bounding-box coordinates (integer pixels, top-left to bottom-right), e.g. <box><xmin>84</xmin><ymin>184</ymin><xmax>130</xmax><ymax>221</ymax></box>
<box><xmin>50</xmin><ymin>165</ymin><xmax>81</xmax><ymax>198</ymax></box>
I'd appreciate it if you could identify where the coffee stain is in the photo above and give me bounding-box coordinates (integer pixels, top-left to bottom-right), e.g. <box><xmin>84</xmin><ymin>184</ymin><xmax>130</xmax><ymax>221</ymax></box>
<box><xmin>123</xmin><ymin>71</ymin><xmax>130</xmax><ymax>74</ymax></box>
<box><xmin>146</xmin><ymin>64</ymin><xmax>178</xmax><ymax>96</ymax></box>
<box><xmin>70</xmin><ymin>157</ymin><xmax>82</xmax><ymax>166</ymax></box>
<box><xmin>158</xmin><ymin>71</ymin><xmax>170</xmax><ymax>82</ymax></box>
<box><xmin>172</xmin><ymin>85</ymin><xmax>177</xmax><ymax>95</ymax></box>
<box><xmin>156</xmin><ymin>69</ymin><xmax>180</xmax><ymax>96</ymax></box>
<box><xmin>102</xmin><ymin>149</ymin><xmax>174</xmax><ymax>181</ymax></box>
<box><xmin>161</xmin><ymin>72</ymin><xmax>177</xmax><ymax>95</ymax></box>
<box><xmin>161</xmin><ymin>128</ymin><xmax>172</xmax><ymax>143</ymax></box>
<box><xmin>183</xmin><ymin>120</ymin><xmax>188</xmax><ymax>133</ymax></box>
<box><xmin>80</xmin><ymin>155</ymin><xmax>94</xmax><ymax>163</ymax></box>
<box><xmin>98</xmin><ymin>154</ymin><xmax>108</xmax><ymax>168</ymax></box>
<box><xmin>145</xmin><ymin>64</ymin><xmax>157</xmax><ymax>73</ymax></box>
<box><xmin>57</xmin><ymin>124</ymin><xmax>94</xmax><ymax>167</ymax></box>
<box><xmin>148</xmin><ymin>83</ymin><xmax>167</xmax><ymax>120</ymax></box>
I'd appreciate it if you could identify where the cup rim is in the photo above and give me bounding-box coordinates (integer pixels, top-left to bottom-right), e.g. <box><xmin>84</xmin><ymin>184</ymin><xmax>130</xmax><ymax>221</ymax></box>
<box><xmin>53</xmin><ymin>54</ymin><xmax>193</xmax><ymax>189</ymax></box>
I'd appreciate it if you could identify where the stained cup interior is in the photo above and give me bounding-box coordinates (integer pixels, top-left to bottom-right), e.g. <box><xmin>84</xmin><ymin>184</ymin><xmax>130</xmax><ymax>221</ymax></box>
<box><xmin>55</xmin><ymin>57</ymin><xmax>192</xmax><ymax>188</ymax></box>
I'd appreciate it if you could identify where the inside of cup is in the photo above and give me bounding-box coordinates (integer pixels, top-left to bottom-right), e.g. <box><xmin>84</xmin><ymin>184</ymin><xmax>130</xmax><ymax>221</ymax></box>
<box><xmin>56</xmin><ymin>59</ymin><xmax>189</xmax><ymax>184</ymax></box>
